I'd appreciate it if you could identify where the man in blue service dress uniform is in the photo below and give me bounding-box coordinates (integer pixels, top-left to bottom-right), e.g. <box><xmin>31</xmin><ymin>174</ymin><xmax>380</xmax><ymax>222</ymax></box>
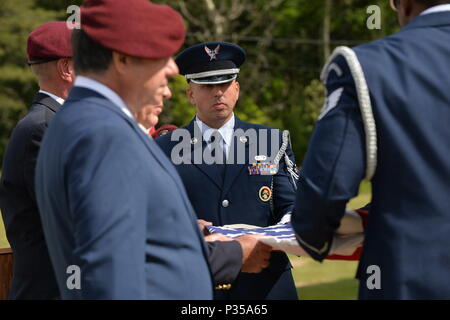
<box><xmin>133</xmin><ymin>80</ymin><xmax>273</xmax><ymax>290</ymax></box>
<box><xmin>34</xmin><ymin>0</ymin><xmax>215</xmax><ymax>299</ymax></box>
<box><xmin>291</xmin><ymin>0</ymin><xmax>450</xmax><ymax>299</ymax></box>
<box><xmin>157</xmin><ymin>42</ymin><xmax>299</xmax><ymax>300</ymax></box>
<box><xmin>0</xmin><ymin>22</ymin><xmax>74</xmax><ymax>299</ymax></box>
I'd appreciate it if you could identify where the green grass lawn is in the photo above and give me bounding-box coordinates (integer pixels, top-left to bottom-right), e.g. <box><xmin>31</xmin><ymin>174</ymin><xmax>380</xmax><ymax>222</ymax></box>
<box><xmin>291</xmin><ymin>256</ymin><xmax>359</xmax><ymax>299</ymax></box>
<box><xmin>348</xmin><ymin>181</ymin><xmax>371</xmax><ymax>209</ymax></box>
<box><xmin>0</xmin><ymin>181</ymin><xmax>371</xmax><ymax>299</ymax></box>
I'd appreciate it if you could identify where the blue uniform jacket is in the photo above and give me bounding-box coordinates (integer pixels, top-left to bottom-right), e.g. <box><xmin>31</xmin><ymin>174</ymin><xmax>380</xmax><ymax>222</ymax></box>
<box><xmin>157</xmin><ymin>116</ymin><xmax>298</xmax><ymax>300</ymax></box>
<box><xmin>291</xmin><ymin>11</ymin><xmax>450</xmax><ymax>299</ymax></box>
<box><xmin>35</xmin><ymin>87</ymin><xmax>213</xmax><ymax>299</ymax></box>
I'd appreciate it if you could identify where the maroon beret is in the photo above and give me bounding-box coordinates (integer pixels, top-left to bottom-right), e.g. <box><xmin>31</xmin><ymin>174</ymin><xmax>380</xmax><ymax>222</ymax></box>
<box><xmin>27</xmin><ymin>21</ymin><xmax>73</xmax><ymax>65</ymax></box>
<box><xmin>81</xmin><ymin>0</ymin><xmax>185</xmax><ymax>59</ymax></box>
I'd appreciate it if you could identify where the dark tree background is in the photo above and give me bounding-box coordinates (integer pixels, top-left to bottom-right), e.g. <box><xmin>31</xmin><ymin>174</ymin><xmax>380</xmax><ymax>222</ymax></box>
<box><xmin>0</xmin><ymin>0</ymin><xmax>399</xmax><ymax>168</ymax></box>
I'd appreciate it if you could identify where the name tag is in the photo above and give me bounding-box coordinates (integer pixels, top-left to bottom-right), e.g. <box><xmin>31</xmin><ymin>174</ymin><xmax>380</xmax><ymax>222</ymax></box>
<box><xmin>255</xmin><ymin>155</ymin><xmax>267</xmax><ymax>161</ymax></box>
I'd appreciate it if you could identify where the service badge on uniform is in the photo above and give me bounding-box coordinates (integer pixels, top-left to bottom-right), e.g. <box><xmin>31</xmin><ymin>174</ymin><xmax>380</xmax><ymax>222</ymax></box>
<box><xmin>259</xmin><ymin>186</ymin><xmax>272</xmax><ymax>202</ymax></box>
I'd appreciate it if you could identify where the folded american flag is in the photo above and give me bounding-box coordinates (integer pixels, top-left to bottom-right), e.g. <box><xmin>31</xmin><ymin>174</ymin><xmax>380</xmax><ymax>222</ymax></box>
<box><xmin>206</xmin><ymin>223</ymin><xmax>295</xmax><ymax>240</ymax></box>
<box><xmin>206</xmin><ymin>223</ymin><xmax>312</xmax><ymax>256</ymax></box>
<box><xmin>206</xmin><ymin>218</ymin><xmax>365</xmax><ymax>260</ymax></box>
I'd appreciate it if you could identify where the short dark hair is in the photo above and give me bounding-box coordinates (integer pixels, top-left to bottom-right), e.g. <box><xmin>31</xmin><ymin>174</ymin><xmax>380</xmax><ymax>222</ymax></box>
<box><xmin>72</xmin><ymin>29</ymin><xmax>112</xmax><ymax>74</ymax></box>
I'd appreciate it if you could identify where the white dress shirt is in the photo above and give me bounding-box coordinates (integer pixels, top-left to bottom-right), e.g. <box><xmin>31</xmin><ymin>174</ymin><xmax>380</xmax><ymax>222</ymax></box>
<box><xmin>38</xmin><ymin>90</ymin><xmax>65</xmax><ymax>105</ymax></box>
<box><xmin>196</xmin><ymin>114</ymin><xmax>235</xmax><ymax>158</ymax></box>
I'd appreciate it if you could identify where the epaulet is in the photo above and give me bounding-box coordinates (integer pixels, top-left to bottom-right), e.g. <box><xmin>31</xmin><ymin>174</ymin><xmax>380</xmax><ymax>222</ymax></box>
<box><xmin>320</xmin><ymin>46</ymin><xmax>378</xmax><ymax>181</ymax></box>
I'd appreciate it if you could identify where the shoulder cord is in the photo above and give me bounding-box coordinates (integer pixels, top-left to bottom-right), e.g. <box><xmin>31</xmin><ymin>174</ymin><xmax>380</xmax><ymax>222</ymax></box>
<box><xmin>273</xmin><ymin>130</ymin><xmax>299</xmax><ymax>189</ymax></box>
<box><xmin>320</xmin><ymin>46</ymin><xmax>377</xmax><ymax>181</ymax></box>
<box><xmin>270</xmin><ymin>130</ymin><xmax>299</xmax><ymax>221</ymax></box>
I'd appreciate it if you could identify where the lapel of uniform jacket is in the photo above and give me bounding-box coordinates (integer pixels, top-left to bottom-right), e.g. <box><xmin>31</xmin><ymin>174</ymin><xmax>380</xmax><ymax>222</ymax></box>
<box><xmin>33</xmin><ymin>92</ymin><xmax>62</xmax><ymax>114</ymax></box>
<box><xmin>222</xmin><ymin>116</ymin><xmax>252</xmax><ymax>196</ymax></box>
<box><xmin>185</xmin><ymin>118</ymin><xmax>224</xmax><ymax>189</ymax></box>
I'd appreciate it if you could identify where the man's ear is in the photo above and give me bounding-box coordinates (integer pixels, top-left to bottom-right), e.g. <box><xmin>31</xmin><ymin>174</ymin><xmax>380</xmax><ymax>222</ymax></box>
<box><xmin>111</xmin><ymin>51</ymin><xmax>130</xmax><ymax>75</ymax></box>
<box><xmin>57</xmin><ymin>58</ymin><xmax>75</xmax><ymax>83</ymax></box>
<box><xmin>187</xmin><ymin>85</ymin><xmax>195</xmax><ymax>105</ymax></box>
<box><xmin>234</xmin><ymin>80</ymin><xmax>240</xmax><ymax>95</ymax></box>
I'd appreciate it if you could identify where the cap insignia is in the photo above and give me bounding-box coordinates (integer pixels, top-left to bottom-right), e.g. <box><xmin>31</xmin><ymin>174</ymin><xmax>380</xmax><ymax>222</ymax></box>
<box><xmin>204</xmin><ymin>44</ymin><xmax>221</xmax><ymax>61</ymax></box>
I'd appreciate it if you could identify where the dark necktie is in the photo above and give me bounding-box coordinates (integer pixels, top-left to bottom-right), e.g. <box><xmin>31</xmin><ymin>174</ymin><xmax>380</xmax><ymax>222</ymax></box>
<box><xmin>210</xmin><ymin>131</ymin><xmax>227</xmax><ymax>180</ymax></box>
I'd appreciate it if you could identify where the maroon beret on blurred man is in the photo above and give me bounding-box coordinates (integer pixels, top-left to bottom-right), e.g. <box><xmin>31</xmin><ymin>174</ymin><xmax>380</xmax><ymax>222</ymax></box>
<box><xmin>27</xmin><ymin>21</ymin><xmax>73</xmax><ymax>65</ymax></box>
<box><xmin>0</xmin><ymin>21</ymin><xmax>74</xmax><ymax>299</ymax></box>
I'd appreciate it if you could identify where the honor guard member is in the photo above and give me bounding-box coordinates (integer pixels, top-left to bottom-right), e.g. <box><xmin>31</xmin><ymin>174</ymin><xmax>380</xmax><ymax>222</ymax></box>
<box><xmin>35</xmin><ymin>0</ymin><xmax>216</xmax><ymax>299</ymax></box>
<box><xmin>291</xmin><ymin>0</ymin><xmax>450</xmax><ymax>299</ymax></box>
<box><xmin>156</xmin><ymin>42</ymin><xmax>299</xmax><ymax>300</ymax></box>
<box><xmin>134</xmin><ymin>92</ymin><xmax>273</xmax><ymax>288</ymax></box>
<box><xmin>0</xmin><ymin>21</ymin><xmax>74</xmax><ymax>299</ymax></box>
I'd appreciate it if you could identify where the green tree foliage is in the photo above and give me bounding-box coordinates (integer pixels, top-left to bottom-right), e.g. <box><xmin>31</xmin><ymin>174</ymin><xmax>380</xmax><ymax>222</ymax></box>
<box><xmin>0</xmin><ymin>0</ymin><xmax>400</xmax><ymax>167</ymax></box>
<box><xmin>157</xmin><ymin>0</ymin><xmax>399</xmax><ymax>162</ymax></box>
<box><xmin>159</xmin><ymin>75</ymin><xmax>196</xmax><ymax>126</ymax></box>
<box><xmin>0</xmin><ymin>0</ymin><xmax>65</xmax><ymax>167</ymax></box>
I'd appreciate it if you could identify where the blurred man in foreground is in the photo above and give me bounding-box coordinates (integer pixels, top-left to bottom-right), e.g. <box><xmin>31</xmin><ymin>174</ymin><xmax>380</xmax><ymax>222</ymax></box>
<box><xmin>35</xmin><ymin>0</ymin><xmax>213</xmax><ymax>299</ymax></box>
<box><xmin>35</xmin><ymin>0</ymin><xmax>270</xmax><ymax>299</ymax></box>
